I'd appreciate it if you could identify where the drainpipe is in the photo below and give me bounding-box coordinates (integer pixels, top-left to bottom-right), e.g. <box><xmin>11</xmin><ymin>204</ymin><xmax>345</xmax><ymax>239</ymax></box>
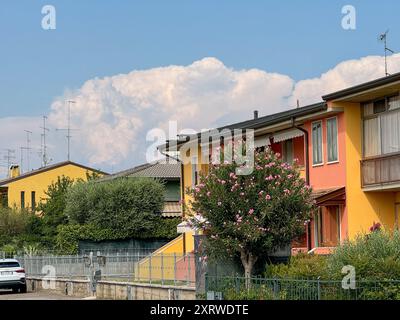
<box><xmin>291</xmin><ymin>117</ymin><xmax>312</xmax><ymax>251</ymax></box>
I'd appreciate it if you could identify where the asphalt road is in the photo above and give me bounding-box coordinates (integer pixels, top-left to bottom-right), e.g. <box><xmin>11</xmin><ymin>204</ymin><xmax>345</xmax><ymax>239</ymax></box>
<box><xmin>0</xmin><ymin>289</ymin><xmax>90</xmax><ymax>300</ymax></box>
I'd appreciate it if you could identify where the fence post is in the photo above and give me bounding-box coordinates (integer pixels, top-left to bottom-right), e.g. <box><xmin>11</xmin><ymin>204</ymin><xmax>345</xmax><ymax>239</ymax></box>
<box><xmin>317</xmin><ymin>277</ymin><xmax>321</xmax><ymax>300</ymax></box>
<box><xmin>174</xmin><ymin>253</ymin><xmax>177</xmax><ymax>286</ymax></box>
<box><xmin>161</xmin><ymin>253</ymin><xmax>164</xmax><ymax>286</ymax></box>
<box><xmin>187</xmin><ymin>254</ymin><xmax>191</xmax><ymax>286</ymax></box>
<box><xmin>149</xmin><ymin>254</ymin><xmax>152</xmax><ymax>285</ymax></box>
<box><xmin>273</xmin><ymin>279</ymin><xmax>278</xmax><ymax>300</ymax></box>
<box><xmin>205</xmin><ymin>272</ymin><xmax>208</xmax><ymax>294</ymax></box>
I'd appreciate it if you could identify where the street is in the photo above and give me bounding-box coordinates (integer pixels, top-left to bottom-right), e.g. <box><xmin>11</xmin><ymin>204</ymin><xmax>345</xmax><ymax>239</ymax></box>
<box><xmin>0</xmin><ymin>289</ymin><xmax>88</xmax><ymax>300</ymax></box>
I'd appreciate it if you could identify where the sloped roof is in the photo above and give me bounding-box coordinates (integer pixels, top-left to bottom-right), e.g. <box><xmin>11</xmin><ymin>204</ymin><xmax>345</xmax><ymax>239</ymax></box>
<box><xmin>312</xmin><ymin>187</ymin><xmax>346</xmax><ymax>206</ymax></box>
<box><xmin>97</xmin><ymin>161</ymin><xmax>181</xmax><ymax>182</ymax></box>
<box><xmin>0</xmin><ymin>161</ymin><xmax>108</xmax><ymax>186</ymax></box>
<box><xmin>158</xmin><ymin>102</ymin><xmax>327</xmax><ymax>152</ymax></box>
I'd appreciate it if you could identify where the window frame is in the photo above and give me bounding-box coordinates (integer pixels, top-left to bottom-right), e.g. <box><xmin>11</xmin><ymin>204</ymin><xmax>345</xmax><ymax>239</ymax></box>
<box><xmin>326</xmin><ymin>116</ymin><xmax>339</xmax><ymax>164</ymax></box>
<box><xmin>362</xmin><ymin>93</ymin><xmax>400</xmax><ymax>159</ymax></box>
<box><xmin>191</xmin><ymin>156</ymin><xmax>198</xmax><ymax>188</ymax></box>
<box><xmin>31</xmin><ymin>191</ymin><xmax>36</xmax><ymax>211</ymax></box>
<box><xmin>311</xmin><ymin>120</ymin><xmax>324</xmax><ymax>166</ymax></box>
<box><xmin>281</xmin><ymin>139</ymin><xmax>294</xmax><ymax>164</ymax></box>
<box><xmin>20</xmin><ymin>191</ymin><xmax>25</xmax><ymax>209</ymax></box>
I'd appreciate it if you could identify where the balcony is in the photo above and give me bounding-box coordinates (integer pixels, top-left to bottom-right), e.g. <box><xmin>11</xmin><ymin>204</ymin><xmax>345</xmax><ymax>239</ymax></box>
<box><xmin>361</xmin><ymin>153</ymin><xmax>400</xmax><ymax>191</ymax></box>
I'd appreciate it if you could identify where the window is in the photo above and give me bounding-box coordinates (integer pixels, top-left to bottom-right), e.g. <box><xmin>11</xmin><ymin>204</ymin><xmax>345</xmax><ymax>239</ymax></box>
<box><xmin>31</xmin><ymin>191</ymin><xmax>36</xmax><ymax>210</ymax></box>
<box><xmin>363</xmin><ymin>94</ymin><xmax>400</xmax><ymax>157</ymax></box>
<box><xmin>327</xmin><ymin>118</ymin><xmax>338</xmax><ymax>162</ymax></box>
<box><xmin>282</xmin><ymin>140</ymin><xmax>294</xmax><ymax>163</ymax></box>
<box><xmin>191</xmin><ymin>156</ymin><xmax>198</xmax><ymax>187</ymax></box>
<box><xmin>314</xmin><ymin>206</ymin><xmax>341</xmax><ymax>247</ymax></box>
<box><xmin>312</xmin><ymin>121</ymin><xmax>323</xmax><ymax>165</ymax></box>
<box><xmin>0</xmin><ymin>261</ymin><xmax>20</xmax><ymax>268</ymax></box>
<box><xmin>21</xmin><ymin>191</ymin><xmax>25</xmax><ymax>209</ymax></box>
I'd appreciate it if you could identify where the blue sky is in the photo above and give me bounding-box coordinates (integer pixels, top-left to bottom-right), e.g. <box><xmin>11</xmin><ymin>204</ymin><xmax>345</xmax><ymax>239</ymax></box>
<box><xmin>0</xmin><ymin>0</ymin><xmax>400</xmax><ymax>176</ymax></box>
<box><xmin>0</xmin><ymin>0</ymin><xmax>398</xmax><ymax>117</ymax></box>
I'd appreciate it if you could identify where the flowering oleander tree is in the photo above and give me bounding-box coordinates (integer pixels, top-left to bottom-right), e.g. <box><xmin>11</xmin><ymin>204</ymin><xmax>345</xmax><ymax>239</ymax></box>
<box><xmin>188</xmin><ymin>146</ymin><xmax>315</xmax><ymax>285</ymax></box>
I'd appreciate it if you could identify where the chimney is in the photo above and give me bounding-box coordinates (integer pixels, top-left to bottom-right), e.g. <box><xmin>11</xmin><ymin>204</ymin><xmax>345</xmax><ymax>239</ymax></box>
<box><xmin>254</xmin><ymin>110</ymin><xmax>259</xmax><ymax>119</ymax></box>
<box><xmin>9</xmin><ymin>165</ymin><xmax>20</xmax><ymax>178</ymax></box>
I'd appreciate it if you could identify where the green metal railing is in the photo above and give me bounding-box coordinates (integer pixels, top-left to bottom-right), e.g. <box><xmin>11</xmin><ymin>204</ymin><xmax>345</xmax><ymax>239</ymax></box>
<box><xmin>205</xmin><ymin>275</ymin><xmax>400</xmax><ymax>300</ymax></box>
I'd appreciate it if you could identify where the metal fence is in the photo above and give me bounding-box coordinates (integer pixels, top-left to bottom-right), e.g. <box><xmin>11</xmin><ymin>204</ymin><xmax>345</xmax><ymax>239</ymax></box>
<box><xmin>10</xmin><ymin>252</ymin><xmax>195</xmax><ymax>287</ymax></box>
<box><xmin>205</xmin><ymin>275</ymin><xmax>400</xmax><ymax>300</ymax></box>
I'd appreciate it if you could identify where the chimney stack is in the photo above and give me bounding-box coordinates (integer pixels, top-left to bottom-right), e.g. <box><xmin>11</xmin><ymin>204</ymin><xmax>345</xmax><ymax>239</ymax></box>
<box><xmin>254</xmin><ymin>110</ymin><xmax>259</xmax><ymax>119</ymax></box>
<box><xmin>9</xmin><ymin>165</ymin><xmax>20</xmax><ymax>178</ymax></box>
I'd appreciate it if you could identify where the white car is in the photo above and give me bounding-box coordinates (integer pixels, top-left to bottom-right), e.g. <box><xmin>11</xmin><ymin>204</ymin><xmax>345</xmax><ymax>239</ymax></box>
<box><xmin>0</xmin><ymin>259</ymin><xmax>27</xmax><ymax>293</ymax></box>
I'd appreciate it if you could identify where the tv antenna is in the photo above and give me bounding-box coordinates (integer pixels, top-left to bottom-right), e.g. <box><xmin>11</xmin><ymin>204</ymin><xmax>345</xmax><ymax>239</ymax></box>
<box><xmin>39</xmin><ymin>115</ymin><xmax>51</xmax><ymax>167</ymax></box>
<box><xmin>378</xmin><ymin>30</ymin><xmax>395</xmax><ymax>76</ymax></box>
<box><xmin>21</xmin><ymin>130</ymin><xmax>33</xmax><ymax>172</ymax></box>
<box><xmin>1</xmin><ymin>149</ymin><xmax>16</xmax><ymax>177</ymax></box>
<box><xmin>56</xmin><ymin>100</ymin><xmax>79</xmax><ymax>161</ymax></box>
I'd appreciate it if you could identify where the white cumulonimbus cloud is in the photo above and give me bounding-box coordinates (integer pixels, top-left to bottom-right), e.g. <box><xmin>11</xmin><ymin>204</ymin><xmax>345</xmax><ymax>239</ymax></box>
<box><xmin>3</xmin><ymin>54</ymin><xmax>400</xmax><ymax>174</ymax></box>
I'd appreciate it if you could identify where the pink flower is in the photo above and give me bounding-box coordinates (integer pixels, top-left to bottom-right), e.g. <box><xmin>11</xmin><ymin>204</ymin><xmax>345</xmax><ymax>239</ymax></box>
<box><xmin>265</xmin><ymin>195</ymin><xmax>271</xmax><ymax>200</ymax></box>
<box><xmin>248</xmin><ymin>209</ymin><xmax>254</xmax><ymax>215</ymax></box>
<box><xmin>206</xmin><ymin>191</ymin><xmax>211</xmax><ymax>197</ymax></box>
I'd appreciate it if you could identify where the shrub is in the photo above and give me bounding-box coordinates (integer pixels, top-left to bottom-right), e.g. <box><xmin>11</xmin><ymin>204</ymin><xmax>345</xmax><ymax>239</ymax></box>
<box><xmin>265</xmin><ymin>253</ymin><xmax>328</xmax><ymax>280</ymax></box>
<box><xmin>65</xmin><ymin>177</ymin><xmax>165</xmax><ymax>230</ymax></box>
<box><xmin>327</xmin><ymin>230</ymin><xmax>400</xmax><ymax>280</ymax></box>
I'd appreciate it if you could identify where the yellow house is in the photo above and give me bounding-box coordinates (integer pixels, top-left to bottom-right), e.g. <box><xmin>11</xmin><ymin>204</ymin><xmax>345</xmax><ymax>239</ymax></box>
<box><xmin>0</xmin><ymin>161</ymin><xmax>107</xmax><ymax>210</ymax></box>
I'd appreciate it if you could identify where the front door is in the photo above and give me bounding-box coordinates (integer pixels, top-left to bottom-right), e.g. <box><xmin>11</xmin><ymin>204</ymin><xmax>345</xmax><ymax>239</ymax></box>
<box><xmin>314</xmin><ymin>206</ymin><xmax>341</xmax><ymax>247</ymax></box>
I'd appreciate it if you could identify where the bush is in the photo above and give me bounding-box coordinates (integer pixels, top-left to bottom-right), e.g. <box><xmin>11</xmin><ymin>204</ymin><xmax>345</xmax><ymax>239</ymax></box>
<box><xmin>326</xmin><ymin>230</ymin><xmax>400</xmax><ymax>280</ymax></box>
<box><xmin>56</xmin><ymin>217</ymin><xmax>181</xmax><ymax>254</ymax></box>
<box><xmin>65</xmin><ymin>177</ymin><xmax>165</xmax><ymax>230</ymax></box>
<box><xmin>265</xmin><ymin>253</ymin><xmax>328</xmax><ymax>280</ymax></box>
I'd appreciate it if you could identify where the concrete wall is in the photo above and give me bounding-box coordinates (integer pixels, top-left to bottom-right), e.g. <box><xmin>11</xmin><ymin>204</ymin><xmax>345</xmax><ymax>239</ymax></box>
<box><xmin>26</xmin><ymin>277</ymin><xmax>195</xmax><ymax>300</ymax></box>
<box><xmin>96</xmin><ymin>281</ymin><xmax>195</xmax><ymax>300</ymax></box>
<box><xmin>26</xmin><ymin>277</ymin><xmax>92</xmax><ymax>298</ymax></box>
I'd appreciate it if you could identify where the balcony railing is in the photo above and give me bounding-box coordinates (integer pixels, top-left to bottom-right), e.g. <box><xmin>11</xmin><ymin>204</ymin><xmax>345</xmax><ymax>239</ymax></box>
<box><xmin>361</xmin><ymin>153</ymin><xmax>400</xmax><ymax>188</ymax></box>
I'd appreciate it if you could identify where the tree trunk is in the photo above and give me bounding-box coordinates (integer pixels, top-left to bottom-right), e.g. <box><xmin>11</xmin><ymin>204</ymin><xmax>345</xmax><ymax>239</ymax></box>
<box><xmin>240</xmin><ymin>250</ymin><xmax>258</xmax><ymax>290</ymax></box>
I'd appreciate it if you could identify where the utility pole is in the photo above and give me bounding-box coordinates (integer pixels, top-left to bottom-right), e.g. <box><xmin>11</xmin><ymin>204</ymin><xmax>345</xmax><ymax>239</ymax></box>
<box><xmin>57</xmin><ymin>100</ymin><xmax>78</xmax><ymax>161</ymax></box>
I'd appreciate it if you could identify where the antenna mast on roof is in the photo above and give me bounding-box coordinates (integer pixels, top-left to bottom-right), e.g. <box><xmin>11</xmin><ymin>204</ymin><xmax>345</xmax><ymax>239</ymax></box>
<box><xmin>40</xmin><ymin>115</ymin><xmax>50</xmax><ymax>167</ymax></box>
<box><xmin>56</xmin><ymin>100</ymin><xmax>78</xmax><ymax>161</ymax></box>
<box><xmin>379</xmin><ymin>30</ymin><xmax>395</xmax><ymax>76</ymax></box>
<box><xmin>2</xmin><ymin>149</ymin><xmax>16</xmax><ymax>177</ymax></box>
<box><xmin>22</xmin><ymin>130</ymin><xmax>33</xmax><ymax>172</ymax></box>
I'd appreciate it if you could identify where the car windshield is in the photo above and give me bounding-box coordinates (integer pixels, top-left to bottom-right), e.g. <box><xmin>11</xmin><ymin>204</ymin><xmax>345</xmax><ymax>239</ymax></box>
<box><xmin>0</xmin><ymin>262</ymin><xmax>20</xmax><ymax>268</ymax></box>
